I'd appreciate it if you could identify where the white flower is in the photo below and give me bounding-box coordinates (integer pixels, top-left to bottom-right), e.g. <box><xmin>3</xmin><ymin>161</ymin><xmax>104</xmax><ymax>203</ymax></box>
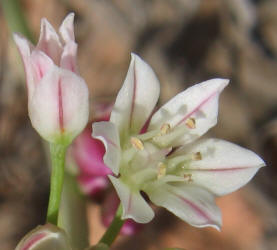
<box><xmin>92</xmin><ymin>54</ymin><xmax>265</xmax><ymax>230</ymax></box>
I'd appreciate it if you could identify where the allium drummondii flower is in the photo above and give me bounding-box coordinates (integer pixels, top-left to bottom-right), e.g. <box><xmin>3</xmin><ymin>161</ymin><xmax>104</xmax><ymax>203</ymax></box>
<box><xmin>13</xmin><ymin>13</ymin><xmax>89</xmax><ymax>145</ymax></box>
<box><xmin>92</xmin><ymin>54</ymin><xmax>265</xmax><ymax>229</ymax></box>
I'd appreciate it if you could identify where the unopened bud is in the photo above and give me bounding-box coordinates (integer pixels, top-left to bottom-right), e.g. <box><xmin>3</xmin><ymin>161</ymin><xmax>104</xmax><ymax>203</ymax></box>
<box><xmin>15</xmin><ymin>224</ymin><xmax>72</xmax><ymax>250</ymax></box>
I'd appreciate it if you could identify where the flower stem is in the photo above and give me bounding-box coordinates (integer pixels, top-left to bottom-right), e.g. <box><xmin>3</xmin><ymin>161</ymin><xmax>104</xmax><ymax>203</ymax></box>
<box><xmin>46</xmin><ymin>143</ymin><xmax>67</xmax><ymax>225</ymax></box>
<box><xmin>99</xmin><ymin>204</ymin><xmax>124</xmax><ymax>246</ymax></box>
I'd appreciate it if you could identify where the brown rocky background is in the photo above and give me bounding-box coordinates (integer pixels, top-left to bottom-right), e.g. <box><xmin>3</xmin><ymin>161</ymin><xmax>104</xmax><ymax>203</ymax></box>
<box><xmin>0</xmin><ymin>0</ymin><xmax>277</xmax><ymax>249</ymax></box>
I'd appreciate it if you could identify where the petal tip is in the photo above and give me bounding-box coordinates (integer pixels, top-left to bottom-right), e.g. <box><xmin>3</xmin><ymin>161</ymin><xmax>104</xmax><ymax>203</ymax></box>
<box><xmin>12</xmin><ymin>32</ymin><xmax>20</xmax><ymax>41</ymax></box>
<box><xmin>67</xmin><ymin>12</ymin><xmax>75</xmax><ymax>19</ymax></box>
<box><xmin>61</xmin><ymin>12</ymin><xmax>75</xmax><ymax>27</ymax></box>
<box><xmin>221</xmin><ymin>78</ymin><xmax>230</xmax><ymax>88</ymax></box>
<box><xmin>13</xmin><ymin>32</ymin><xmax>27</xmax><ymax>46</ymax></box>
<box><xmin>210</xmin><ymin>223</ymin><xmax>222</xmax><ymax>231</ymax></box>
<box><xmin>211</xmin><ymin>78</ymin><xmax>230</xmax><ymax>91</ymax></box>
<box><xmin>130</xmin><ymin>52</ymin><xmax>138</xmax><ymax>59</ymax></box>
<box><xmin>41</xmin><ymin>17</ymin><xmax>50</xmax><ymax>27</ymax></box>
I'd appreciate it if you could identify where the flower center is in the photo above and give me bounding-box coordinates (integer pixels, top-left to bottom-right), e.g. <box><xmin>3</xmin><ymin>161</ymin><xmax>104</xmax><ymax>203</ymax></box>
<box><xmin>119</xmin><ymin>119</ymin><xmax>201</xmax><ymax>189</ymax></box>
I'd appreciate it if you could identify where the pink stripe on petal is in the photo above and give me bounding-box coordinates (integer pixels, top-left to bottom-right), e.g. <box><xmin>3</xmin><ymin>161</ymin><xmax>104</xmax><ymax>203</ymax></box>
<box><xmin>58</xmin><ymin>78</ymin><xmax>64</xmax><ymax>133</ymax></box>
<box><xmin>188</xmin><ymin>166</ymin><xmax>251</xmax><ymax>172</ymax></box>
<box><xmin>170</xmin><ymin>190</ymin><xmax>212</xmax><ymax>222</ymax></box>
<box><xmin>22</xmin><ymin>232</ymin><xmax>47</xmax><ymax>250</ymax></box>
<box><xmin>177</xmin><ymin>91</ymin><xmax>218</xmax><ymax>126</ymax></box>
<box><xmin>126</xmin><ymin>194</ymin><xmax>133</xmax><ymax>214</ymax></box>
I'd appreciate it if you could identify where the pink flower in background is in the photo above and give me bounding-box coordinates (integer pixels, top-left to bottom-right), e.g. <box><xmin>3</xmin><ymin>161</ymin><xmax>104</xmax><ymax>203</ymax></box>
<box><xmin>13</xmin><ymin>13</ymin><xmax>89</xmax><ymax>145</ymax></box>
<box><xmin>74</xmin><ymin>125</ymin><xmax>112</xmax><ymax>197</ymax></box>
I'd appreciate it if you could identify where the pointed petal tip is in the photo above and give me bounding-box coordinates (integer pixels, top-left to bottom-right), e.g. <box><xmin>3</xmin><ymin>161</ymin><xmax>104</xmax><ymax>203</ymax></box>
<box><xmin>61</xmin><ymin>12</ymin><xmax>75</xmax><ymax>28</ymax></box>
<box><xmin>209</xmin><ymin>222</ymin><xmax>222</xmax><ymax>231</ymax></box>
<box><xmin>59</xmin><ymin>13</ymin><xmax>76</xmax><ymax>43</ymax></box>
<box><xmin>208</xmin><ymin>78</ymin><xmax>230</xmax><ymax>91</ymax></box>
<box><xmin>130</xmin><ymin>53</ymin><xmax>145</xmax><ymax>65</ymax></box>
<box><xmin>193</xmin><ymin>221</ymin><xmax>222</xmax><ymax>231</ymax></box>
<box><xmin>220</xmin><ymin>78</ymin><xmax>230</xmax><ymax>89</ymax></box>
<box><xmin>41</xmin><ymin>17</ymin><xmax>50</xmax><ymax>26</ymax></box>
<box><xmin>13</xmin><ymin>32</ymin><xmax>27</xmax><ymax>46</ymax></box>
<box><xmin>130</xmin><ymin>52</ymin><xmax>138</xmax><ymax>59</ymax></box>
<box><xmin>40</xmin><ymin>17</ymin><xmax>57</xmax><ymax>35</ymax></box>
<box><xmin>65</xmin><ymin>12</ymin><xmax>75</xmax><ymax>21</ymax></box>
<box><xmin>187</xmin><ymin>209</ymin><xmax>222</xmax><ymax>231</ymax></box>
<box><xmin>13</xmin><ymin>33</ymin><xmax>22</xmax><ymax>46</ymax></box>
<box><xmin>12</xmin><ymin>32</ymin><xmax>21</xmax><ymax>40</ymax></box>
<box><xmin>12</xmin><ymin>32</ymin><xmax>32</xmax><ymax>58</ymax></box>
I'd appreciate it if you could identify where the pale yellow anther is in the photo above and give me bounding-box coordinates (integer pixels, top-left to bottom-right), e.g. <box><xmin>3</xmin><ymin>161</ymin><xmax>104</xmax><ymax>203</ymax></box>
<box><xmin>185</xmin><ymin>118</ymin><xmax>196</xmax><ymax>129</ymax></box>
<box><xmin>160</xmin><ymin>123</ymin><xmax>171</xmax><ymax>135</ymax></box>
<box><xmin>184</xmin><ymin>173</ymin><xmax>193</xmax><ymax>182</ymax></box>
<box><xmin>157</xmin><ymin>162</ymin><xmax>167</xmax><ymax>179</ymax></box>
<box><xmin>130</xmin><ymin>137</ymin><xmax>144</xmax><ymax>150</ymax></box>
<box><xmin>192</xmin><ymin>152</ymin><xmax>202</xmax><ymax>160</ymax></box>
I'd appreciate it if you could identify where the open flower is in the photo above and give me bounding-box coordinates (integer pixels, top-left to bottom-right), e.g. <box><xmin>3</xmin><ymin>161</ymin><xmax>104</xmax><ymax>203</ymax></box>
<box><xmin>92</xmin><ymin>54</ymin><xmax>265</xmax><ymax>229</ymax></box>
<box><xmin>13</xmin><ymin>13</ymin><xmax>89</xmax><ymax>145</ymax></box>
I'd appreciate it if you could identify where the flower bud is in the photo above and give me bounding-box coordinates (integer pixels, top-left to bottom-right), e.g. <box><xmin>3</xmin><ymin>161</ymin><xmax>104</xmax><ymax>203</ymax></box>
<box><xmin>15</xmin><ymin>224</ymin><xmax>72</xmax><ymax>250</ymax></box>
<box><xmin>13</xmin><ymin>13</ymin><xmax>89</xmax><ymax>145</ymax></box>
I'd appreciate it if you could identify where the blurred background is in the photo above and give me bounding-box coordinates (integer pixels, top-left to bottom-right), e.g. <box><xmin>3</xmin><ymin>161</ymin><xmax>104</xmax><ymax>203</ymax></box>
<box><xmin>0</xmin><ymin>0</ymin><xmax>277</xmax><ymax>249</ymax></box>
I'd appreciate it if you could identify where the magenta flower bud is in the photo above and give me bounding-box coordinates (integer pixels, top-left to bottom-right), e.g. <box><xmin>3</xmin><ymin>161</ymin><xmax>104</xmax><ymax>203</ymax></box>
<box><xmin>15</xmin><ymin>224</ymin><xmax>72</xmax><ymax>250</ymax></box>
<box><xmin>13</xmin><ymin>13</ymin><xmax>89</xmax><ymax>145</ymax></box>
<box><xmin>78</xmin><ymin>174</ymin><xmax>109</xmax><ymax>197</ymax></box>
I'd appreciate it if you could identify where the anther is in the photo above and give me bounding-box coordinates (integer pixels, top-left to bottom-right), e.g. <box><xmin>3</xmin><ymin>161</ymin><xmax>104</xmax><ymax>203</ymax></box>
<box><xmin>185</xmin><ymin>118</ymin><xmax>196</xmax><ymax>129</ymax></box>
<box><xmin>184</xmin><ymin>173</ymin><xmax>193</xmax><ymax>182</ymax></box>
<box><xmin>192</xmin><ymin>152</ymin><xmax>202</xmax><ymax>160</ymax></box>
<box><xmin>160</xmin><ymin>123</ymin><xmax>171</xmax><ymax>135</ymax></box>
<box><xmin>130</xmin><ymin>137</ymin><xmax>144</xmax><ymax>150</ymax></box>
<box><xmin>157</xmin><ymin>162</ymin><xmax>167</xmax><ymax>179</ymax></box>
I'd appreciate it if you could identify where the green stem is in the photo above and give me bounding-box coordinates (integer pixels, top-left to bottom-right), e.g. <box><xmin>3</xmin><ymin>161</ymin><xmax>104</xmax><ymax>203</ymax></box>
<box><xmin>1</xmin><ymin>0</ymin><xmax>34</xmax><ymax>42</ymax></box>
<box><xmin>58</xmin><ymin>172</ymin><xmax>89</xmax><ymax>249</ymax></box>
<box><xmin>46</xmin><ymin>143</ymin><xmax>67</xmax><ymax>225</ymax></box>
<box><xmin>99</xmin><ymin>204</ymin><xmax>124</xmax><ymax>246</ymax></box>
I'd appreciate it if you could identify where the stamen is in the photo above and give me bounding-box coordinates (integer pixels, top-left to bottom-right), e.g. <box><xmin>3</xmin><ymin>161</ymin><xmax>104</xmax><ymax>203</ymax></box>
<box><xmin>185</xmin><ymin>118</ymin><xmax>196</xmax><ymax>129</ymax></box>
<box><xmin>136</xmin><ymin>130</ymin><xmax>159</xmax><ymax>141</ymax></box>
<box><xmin>184</xmin><ymin>173</ymin><xmax>193</xmax><ymax>182</ymax></box>
<box><xmin>160</xmin><ymin>123</ymin><xmax>171</xmax><ymax>135</ymax></box>
<box><xmin>192</xmin><ymin>152</ymin><xmax>202</xmax><ymax>160</ymax></box>
<box><xmin>157</xmin><ymin>162</ymin><xmax>167</xmax><ymax>179</ymax></box>
<box><xmin>130</xmin><ymin>137</ymin><xmax>144</xmax><ymax>150</ymax></box>
<box><xmin>152</xmin><ymin>124</ymin><xmax>187</xmax><ymax>147</ymax></box>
